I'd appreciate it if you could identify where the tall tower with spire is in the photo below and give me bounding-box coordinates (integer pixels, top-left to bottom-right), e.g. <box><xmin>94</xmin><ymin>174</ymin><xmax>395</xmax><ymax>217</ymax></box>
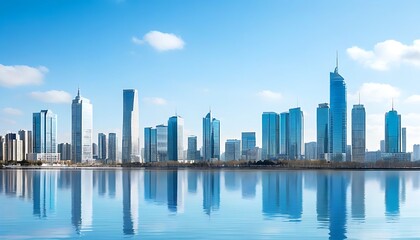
<box><xmin>71</xmin><ymin>88</ymin><xmax>93</xmax><ymax>163</ymax></box>
<box><xmin>329</xmin><ymin>54</ymin><xmax>347</xmax><ymax>161</ymax></box>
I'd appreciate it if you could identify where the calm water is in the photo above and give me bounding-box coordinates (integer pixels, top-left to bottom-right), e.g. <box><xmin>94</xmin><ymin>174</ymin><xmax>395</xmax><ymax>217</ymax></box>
<box><xmin>0</xmin><ymin>169</ymin><xmax>419</xmax><ymax>239</ymax></box>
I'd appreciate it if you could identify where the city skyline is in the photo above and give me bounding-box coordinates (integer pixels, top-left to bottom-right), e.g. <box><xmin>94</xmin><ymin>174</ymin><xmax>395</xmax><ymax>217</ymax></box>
<box><xmin>3</xmin><ymin>1</ymin><xmax>420</xmax><ymax>153</ymax></box>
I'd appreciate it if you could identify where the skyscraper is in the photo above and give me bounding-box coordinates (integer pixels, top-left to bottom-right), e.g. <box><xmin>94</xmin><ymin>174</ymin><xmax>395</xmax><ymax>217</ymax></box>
<box><xmin>329</xmin><ymin>58</ymin><xmax>347</xmax><ymax>161</ymax></box>
<box><xmin>241</xmin><ymin>132</ymin><xmax>256</xmax><ymax>159</ymax></box>
<box><xmin>262</xmin><ymin>112</ymin><xmax>279</xmax><ymax>160</ymax></box>
<box><xmin>58</xmin><ymin>143</ymin><xmax>72</xmax><ymax>160</ymax></box>
<box><xmin>288</xmin><ymin>107</ymin><xmax>304</xmax><ymax>160</ymax></box>
<box><xmin>72</xmin><ymin>89</ymin><xmax>93</xmax><ymax>163</ymax></box>
<box><xmin>225</xmin><ymin>139</ymin><xmax>241</xmax><ymax>161</ymax></box>
<box><xmin>279</xmin><ymin>112</ymin><xmax>289</xmax><ymax>156</ymax></box>
<box><xmin>98</xmin><ymin>133</ymin><xmax>107</xmax><ymax>161</ymax></box>
<box><xmin>305</xmin><ymin>142</ymin><xmax>317</xmax><ymax>160</ymax></box>
<box><xmin>18</xmin><ymin>130</ymin><xmax>32</xmax><ymax>161</ymax></box>
<box><xmin>202</xmin><ymin>112</ymin><xmax>220</xmax><ymax>161</ymax></box>
<box><xmin>187</xmin><ymin>136</ymin><xmax>197</xmax><ymax>160</ymax></box>
<box><xmin>351</xmin><ymin>104</ymin><xmax>366</xmax><ymax>162</ymax></box>
<box><xmin>122</xmin><ymin>89</ymin><xmax>139</xmax><ymax>163</ymax></box>
<box><xmin>31</xmin><ymin>110</ymin><xmax>59</xmax><ymax>162</ymax></box>
<box><xmin>156</xmin><ymin>125</ymin><xmax>168</xmax><ymax>162</ymax></box>
<box><xmin>317</xmin><ymin>103</ymin><xmax>329</xmax><ymax>160</ymax></box>
<box><xmin>402</xmin><ymin>127</ymin><xmax>406</xmax><ymax>153</ymax></box>
<box><xmin>108</xmin><ymin>133</ymin><xmax>117</xmax><ymax>162</ymax></box>
<box><xmin>385</xmin><ymin>108</ymin><xmax>401</xmax><ymax>153</ymax></box>
<box><xmin>168</xmin><ymin>116</ymin><xmax>184</xmax><ymax>161</ymax></box>
<box><xmin>144</xmin><ymin>127</ymin><xmax>157</xmax><ymax>162</ymax></box>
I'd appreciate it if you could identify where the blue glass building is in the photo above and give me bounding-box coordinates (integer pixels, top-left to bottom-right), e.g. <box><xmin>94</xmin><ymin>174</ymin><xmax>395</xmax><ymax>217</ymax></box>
<box><xmin>98</xmin><ymin>133</ymin><xmax>107</xmax><ymax>160</ymax></box>
<box><xmin>168</xmin><ymin>116</ymin><xmax>184</xmax><ymax>161</ymax></box>
<box><xmin>241</xmin><ymin>132</ymin><xmax>256</xmax><ymax>159</ymax></box>
<box><xmin>317</xmin><ymin>103</ymin><xmax>329</xmax><ymax>160</ymax></box>
<box><xmin>351</xmin><ymin>104</ymin><xmax>366</xmax><ymax>162</ymax></box>
<box><xmin>33</xmin><ymin>110</ymin><xmax>57</xmax><ymax>154</ymax></box>
<box><xmin>202</xmin><ymin>112</ymin><xmax>220</xmax><ymax>161</ymax></box>
<box><xmin>280</xmin><ymin>112</ymin><xmax>289</xmax><ymax>156</ymax></box>
<box><xmin>288</xmin><ymin>107</ymin><xmax>304</xmax><ymax>160</ymax></box>
<box><xmin>262</xmin><ymin>112</ymin><xmax>279</xmax><ymax>160</ymax></box>
<box><xmin>187</xmin><ymin>136</ymin><xmax>197</xmax><ymax>160</ymax></box>
<box><xmin>144</xmin><ymin>127</ymin><xmax>157</xmax><ymax>162</ymax></box>
<box><xmin>108</xmin><ymin>133</ymin><xmax>117</xmax><ymax>162</ymax></box>
<box><xmin>72</xmin><ymin>89</ymin><xmax>93</xmax><ymax>163</ymax></box>
<box><xmin>225</xmin><ymin>139</ymin><xmax>241</xmax><ymax>161</ymax></box>
<box><xmin>385</xmin><ymin>108</ymin><xmax>401</xmax><ymax>153</ymax></box>
<box><xmin>329</xmin><ymin>61</ymin><xmax>347</xmax><ymax>161</ymax></box>
<box><xmin>122</xmin><ymin>89</ymin><xmax>139</xmax><ymax>163</ymax></box>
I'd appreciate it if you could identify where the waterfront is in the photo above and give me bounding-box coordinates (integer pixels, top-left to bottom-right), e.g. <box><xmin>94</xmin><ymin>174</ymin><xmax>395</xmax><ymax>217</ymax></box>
<box><xmin>1</xmin><ymin>169</ymin><xmax>420</xmax><ymax>239</ymax></box>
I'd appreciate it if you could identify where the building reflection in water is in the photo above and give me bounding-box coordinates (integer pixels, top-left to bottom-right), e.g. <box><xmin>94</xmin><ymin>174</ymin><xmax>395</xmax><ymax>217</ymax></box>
<box><xmin>224</xmin><ymin>171</ymin><xmax>240</xmax><ymax>192</ymax></box>
<box><xmin>187</xmin><ymin>170</ymin><xmax>198</xmax><ymax>194</ymax></box>
<box><xmin>385</xmin><ymin>172</ymin><xmax>400</xmax><ymax>219</ymax></box>
<box><xmin>262</xmin><ymin>171</ymin><xmax>302</xmax><ymax>221</ymax></box>
<box><xmin>71</xmin><ymin>170</ymin><xmax>93</xmax><ymax>234</ymax></box>
<box><xmin>202</xmin><ymin>171</ymin><xmax>220</xmax><ymax>215</ymax></box>
<box><xmin>241</xmin><ymin>172</ymin><xmax>257</xmax><ymax>199</ymax></box>
<box><xmin>33</xmin><ymin>170</ymin><xmax>57</xmax><ymax>218</ymax></box>
<box><xmin>122</xmin><ymin>170</ymin><xmax>139</xmax><ymax>235</ymax></box>
<box><xmin>167</xmin><ymin>170</ymin><xmax>178</xmax><ymax>213</ymax></box>
<box><xmin>351</xmin><ymin>171</ymin><xmax>365</xmax><ymax>221</ymax></box>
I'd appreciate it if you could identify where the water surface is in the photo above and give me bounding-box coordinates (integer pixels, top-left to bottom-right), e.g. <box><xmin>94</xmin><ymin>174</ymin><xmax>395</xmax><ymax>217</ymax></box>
<box><xmin>0</xmin><ymin>169</ymin><xmax>419</xmax><ymax>239</ymax></box>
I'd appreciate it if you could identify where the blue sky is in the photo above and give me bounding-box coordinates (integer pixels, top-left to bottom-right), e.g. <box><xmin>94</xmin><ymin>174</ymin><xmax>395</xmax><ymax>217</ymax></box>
<box><xmin>2</xmin><ymin>0</ymin><xmax>420</xmax><ymax>152</ymax></box>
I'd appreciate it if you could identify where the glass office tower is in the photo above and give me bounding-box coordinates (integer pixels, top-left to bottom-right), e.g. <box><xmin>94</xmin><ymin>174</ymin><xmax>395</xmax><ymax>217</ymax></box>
<box><xmin>351</xmin><ymin>104</ymin><xmax>366</xmax><ymax>162</ymax></box>
<box><xmin>225</xmin><ymin>139</ymin><xmax>241</xmax><ymax>161</ymax></box>
<box><xmin>144</xmin><ymin>127</ymin><xmax>157</xmax><ymax>162</ymax></box>
<box><xmin>187</xmin><ymin>136</ymin><xmax>197</xmax><ymax>160</ymax></box>
<box><xmin>288</xmin><ymin>107</ymin><xmax>304</xmax><ymax>160</ymax></box>
<box><xmin>168</xmin><ymin>116</ymin><xmax>184</xmax><ymax>161</ymax></box>
<box><xmin>122</xmin><ymin>89</ymin><xmax>139</xmax><ymax>163</ymax></box>
<box><xmin>108</xmin><ymin>133</ymin><xmax>117</xmax><ymax>162</ymax></box>
<box><xmin>98</xmin><ymin>133</ymin><xmax>107</xmax><ymax>160</ymax></box>
<box><xmin>329</xmin><ymin>61</ymin><xmax>347</xmax><ymax>161</ymax></box>
<box><xmin>317</xmin><ymin>103</ymin><xmax>329</xmax><ymax>160</ymax></box>
<box><xmin>33</xmin><ymin>110</ymin><xmax>57</xmax><ymax>154</ymax></box>
<box><xmin>241</xmin><ymin>132</ymin><xmax>256</xmax><ymax>158</ymax></box>
<box><xmin>72</xmin><ymin>89</ymin><xmax>93</xmax><ymax>163</ymax></box>
<box><xmin>202</xmin><ymin>112</ymin><xmax>220</xmax><ymax>161</ymax></box>
<box><xmin>262</xmin><ymin>112</ymin><xmax>279</xmax><ymax>160</ymax></box>
<box><xmin>212</xmin><ymin>119</ymin><xmax>220</xmax><ymax>160</ymax></box>
<box><xmin>385</xmin><ymin>108</ymin><xmax>401</xmax><ymax>153</ymax></box>
<box><xmin>279</xmin><ymin>112</ymin><xmax>289</xmax><ymax>156</ymax></box>
<box><xmin>156</xmin><ymin>124</ymin><xmax>168</xmax><ymax>162</ymax></box>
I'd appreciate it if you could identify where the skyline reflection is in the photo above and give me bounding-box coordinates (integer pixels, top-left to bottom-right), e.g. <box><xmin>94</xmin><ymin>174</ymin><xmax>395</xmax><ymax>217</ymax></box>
<box><xmin>0</xmin><ymin>169</ymin><xmax>418</xmax><ymax>238</ymax></box>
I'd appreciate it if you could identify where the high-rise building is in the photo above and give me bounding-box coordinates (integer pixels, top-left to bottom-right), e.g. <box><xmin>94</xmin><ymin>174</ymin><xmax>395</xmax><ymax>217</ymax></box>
<box><xmin>385</xmin><ymin>108</ymin><xmax>401</xmax><ymax>153</ymax></box>
<box><xmin>317</xmin><ymin>103</ymin><xmax>329</xmax><ymax>160</ymax></box>
<box><xmin>351</xmin><ymin>104</ymin><xmax>366</xmax><ymax>162</ymax></box>
<box><xmin>4</xmin><ymin>133</ymin><xmax>23</xmax><ymax>161</ymax></box>
<box><xmin>329</xmin><ymin>58</ymin><xmax>347</xmax><ymax>161</ymax></box>
<box><xmin>187</xmin><ymin>136</ymin><xmax>197</xmax><ymax>160</ymax></box>
<box><xmin>225</xmin><ymin>139</ymin><xmax>241</xmax><ymax>161</ymax></box>
<box><xmin>72</xmin><ymin>89</ymin><xmax>93</xmax><ymax>163</ymax></box>
<box><xmin>144</xmin><ymin>127</ymin><xmax>157</xmax><ymax>162</ymax></box>
<box><xmin>279</xmin><ymin>112</ymin><xmax>289</xmax><ymax>156</ymax></box>
<box><xmin>288</xmin><ymin>107</ymin><xmax>304</xmax><ymax>160</ymax></box>
<box><xmin>98</xmin><ymin>133</ymin><xmax>107</xmax><ymax>160</ymax></box>
<box><xmin>305</xmin><ymin>142</ymin><xmax>317</xmax><ymax>160</ymax></box>
<box><xmin>402</xmin><ymin>127</ymin><xmax>406</xmax><ymax>153</ymax></box>
<box><xmin>262</xmin><ymin>112</ymin><xmax>279</xmax><ymax>160</ymax></box>
<box><xmin>241</xmin><ymin>132</ymin><xmax>256</xmax><ymax>160</ymax></box>
<box><xmin>58</xmin><ymin>143</ymin><xmax>72</xmax><ymax>160</ymax></box>
<box><xmin>31</xmin><ymin>110</ymin><xmax>59</xmax><ymax>162</ymax></box>
<box><xmin>92</xmin><ymin>143</ymin><xmax>98</xmax><ymax>159</ymax></box>
<box><xmin>168</xmin><ymin>116</ymin><xmax>184</xmax><ymax>161</ymax></box>
<box><xmin>380</xmin><ymin>140</ymin><xmax>385</xmax><ymax>153</ymax></box>
<box><xmin>413</xmin><ymin>144</ymin><xmax>420</xmax><ymax>161</ymax></box>
<box><xmin>108</xmin><ymin>133</ymin><xmax>117</xmax><ymax>162</ymax></box>
<box><xmin>156</xmin><ymin>125</ymin><xmax>168</xmax><ymax>162</ymax></box>
<box><xmin>122</xmin><ymin>89</ymin><xmax>139</xmax><ymax>163</ymax></box>
<box><xmin>203</xmin><ymin>112</ymin><xmax>220</xmax><ymax>161</ymax></box>
<box><xmin>0</xmin><ymin>136</ymin><xmax>4</xmax><ymax>161</ymax></box>
<box><xmin>18</xmin><ymin>130</ymin><xmax>32</xmax><ymax>160</ymax></box>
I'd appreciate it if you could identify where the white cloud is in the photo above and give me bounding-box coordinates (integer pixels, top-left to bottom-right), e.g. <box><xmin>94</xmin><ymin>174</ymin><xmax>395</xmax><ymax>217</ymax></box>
<box><xmin>405</xmin><ymin>95</ymin><xmax>420</xmax><ymax>103</ymax></box>
<box><xmin>3</xmin><ymin>107</ymin><xmax>23</xmax><ymax>116</ymax></box>
<box><xmin>143</xmin><ymin>97</ymin><xmax>167</xmax><ymax>105</ymax></box>
<box><xmin>30</xmin><ymin>90</ymin><xmax>72</xmax><ymax>104</ymax></box>
<box><xmin>347</xmin><ymin>39</ymin><xmax>420</xmax><ymax>70</ymax></box>
<box><xmin>132</xmin><ymin>31</ymin><xmax>185</xmax><ymax>51</ymax></box>
<box><xmin>0</xmin><ymin>64</ymin><xmax>48</xmax><ymax>87</ymax></box>
<box><xmin>257</xmin><ymin>90</ymin><xmax>282</xmax><ymax>101</ymax></box>
<box><xmin>350</xmin><ymin>83</ymin><xmax>400</xmax><ymax>103</ymax></box>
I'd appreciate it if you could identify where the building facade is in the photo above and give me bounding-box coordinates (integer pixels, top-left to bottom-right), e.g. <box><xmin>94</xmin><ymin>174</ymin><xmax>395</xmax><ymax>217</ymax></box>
<box><xmin>241</xmin><ymin>132</ymin><xmax>256</xmax><ymax>160</ymax></box>
<box><xmin>288</xmin><ymin>107</ymin><xmax>304</xmax><ymax>160</ymax></box>
<box><xmin>98</xmin><ymin>133</ymin><xmax>107</xmax><ymax>160</ymax></box>
<box><xmin>168</xmin><ymin>116</ymin><xmax>184</xmax><ymax>161</ymax></box>
<box><xmin>71</xmin><ymin>89</ymin><xmax>93</xmax><ymax>163</ymax></box>
<box><xmin>122</xmin><ymin>89</ymin><xmax>139</xmax><ymax>163</ymax></box>
<box><xmin>187</xmin><ymin>136</ymin><xmax>198</xmax><ymax>161</ymax></box>
<box><xmin>108</xmin><ymin>133</ymin><xmax>117</xmax><ymax>162</ymax></box>
<box><xmin>351</xmin><ymin>104</ymin><xmax>366</xmax><ymax>162</ymax></box>
<box><xmin>305</xmin><ymin>142</ymin><xmax>317</xmax><ymax>160</ymax></box>
<box><xmin>58</xmin><ymin>143</ymin><xmax>72</xmax><ymax>160</ymax></box>
<box><xmin>225</xmin><ymin>139</ymin><xmax>241</xmax><ymax>161</ymax></box>
<box><xmin>203</xmin><ymin>112</ymin><xmax>220</xmax><ymax>161</ymax></box>
<box><xmin>279</xmin><ymin>112</ymin><xmax>289</xmax><ymax>156</ymax></box>
<box><xmin>385</xmin><ymin>108</ymin><xmax>401</xmax><ymax>153</ymax></box>
<box><xmin>402</xmin><ymin>127</ymin><xmax>406</xmax><ymax>153</ymax></box>
<box><xmin>262</xmin><ymin>112</ymin><xmax>279</xmax><ymax>160</ymax></box>
<box><xmin>32</xmin><ymin>110</ymin><xmax>59</xmax><ymax>162</ymax></box>
<box><xmin>156</xmin><ymin>125</ymin><xmax>168</xmax><ymax>162</ymax></box>
<box><xmin>317</xmin><ymin>103</ymin><xmax>329</xmax><ymax>160</ymax></box>
<box><xmin>144</xmin><ymin>127</ymin><xmax>157</xmax><ymax>162</ymax></box>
